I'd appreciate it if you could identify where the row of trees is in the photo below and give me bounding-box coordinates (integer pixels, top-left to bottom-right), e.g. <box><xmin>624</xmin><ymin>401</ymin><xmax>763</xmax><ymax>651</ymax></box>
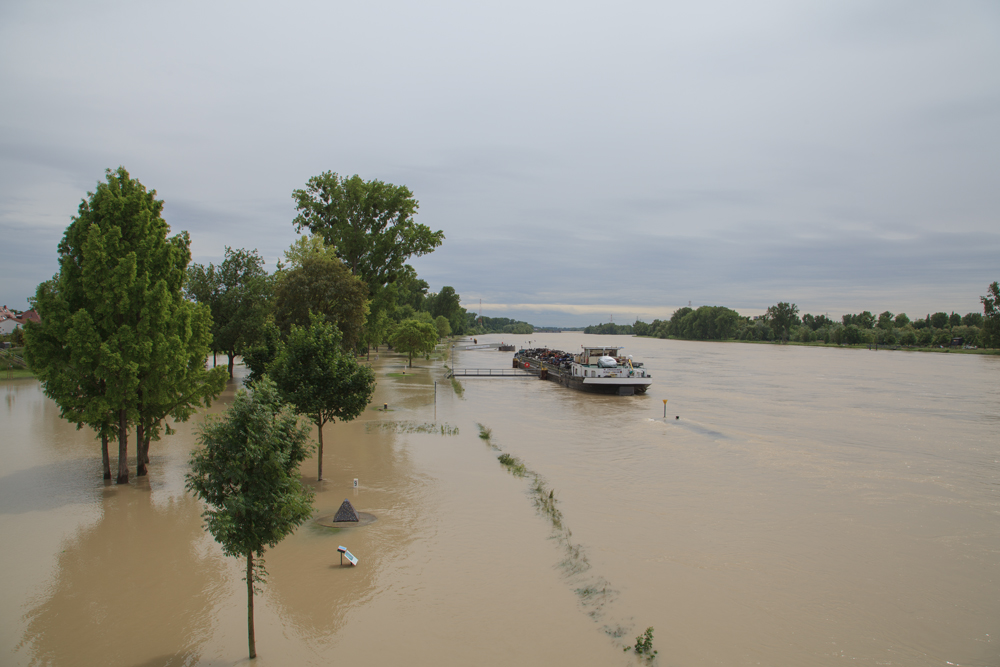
<box><xmin>583</xmin><ymin>322</ymin><xmax>635</xmax><ymax>335</ymax></box>
<box><xmin>185</xmin><ymin>237</ymin><xmax>450</xmax><ymax>373</ymax></box>
<box><xmin>467</xmin><ymin>315</ymin><xmax>534</xmax><ymax>335</ymax></box>
<box><xmin>747</xmin><ymin>297</ymin><xmax>999</xmax><ymax>347</ymax></box>
<box><xmin>24</xmin><ymin>169</ymin><xmax>448</xmax><ymax>484</ymax></box>
<box><xmin>630</xmin><ymin>306</ymin><xmax>745</xmax><ymax>341</ymax></box>
<box><xmin>184</xmin><ymin>172</ymin><xmax>457</xmax><ymax>377</ymax></box>
<box><xmin>598</xmin><ymin>283</ymin><xmax>1000</xmax><ymax>348</ymax></box>
<box><xmin>26</xmin><ymin>167</ymin><xmax>438</xmax><ymax>659</ymax></box>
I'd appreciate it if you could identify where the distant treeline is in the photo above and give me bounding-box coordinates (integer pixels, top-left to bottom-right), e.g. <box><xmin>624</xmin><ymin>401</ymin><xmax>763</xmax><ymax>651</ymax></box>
<box><xmin>584</xmin><ymin>283</ymin><xmax>1000</xmax><ymax>349</ymax></box>
<box><xmin>467</xmin><ymin>315</ymin><xmax>534</xmax><ymax>335</ymax></box>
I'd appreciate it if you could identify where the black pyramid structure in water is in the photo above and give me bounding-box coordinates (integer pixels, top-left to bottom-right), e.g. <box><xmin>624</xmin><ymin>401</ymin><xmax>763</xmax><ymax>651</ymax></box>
<box><xmin>333</xmin><ymin>498</ymin><xmax>360</xmax><ymax>522</ymax></box>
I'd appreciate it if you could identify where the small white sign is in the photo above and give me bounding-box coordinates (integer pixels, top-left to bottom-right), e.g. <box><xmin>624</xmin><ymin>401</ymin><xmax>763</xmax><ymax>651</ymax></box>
<box><xmin>353</xmin><ymin>478</ymin><xmax>359</xmax><ymax>488</ymax></box>
<box><xmin>337</xmin><ymin>546</ymin><xmax>358</xmax><ymax>566</ymax></box>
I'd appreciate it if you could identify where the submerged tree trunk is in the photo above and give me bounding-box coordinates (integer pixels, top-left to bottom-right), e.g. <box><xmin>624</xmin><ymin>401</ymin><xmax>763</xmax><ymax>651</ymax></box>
<box><xmin>247</xmin><ymin>552</ymin><xmax>256</xmax><ymax>659</ymax></box>
<box><xmin>101</xmin><ymin>432</ymin><xmax>111</xmax><ymax>480</ymax></box>
<box><xmin>136</xmin><ymin>423</ymin><xmax>147</xmax><ymax>476</ymax></box>
<box><xmin>213</xmin><ymin>350</ymin><xmax>217</xmax><ymax>367</ymax></box>
<box><xmin>116</xmin><ymin>408</ymin><xmax>129</xmax><ymax>484</ymax></box>
<box><xmin>316</xmin><ymin>416</ymin><xmax>324</xmax><ymax>481</ymax></box>
<box><xmin>227</xmin><ymin>350</ymin><xmax>235</xmax><ymax>379</ymax></box>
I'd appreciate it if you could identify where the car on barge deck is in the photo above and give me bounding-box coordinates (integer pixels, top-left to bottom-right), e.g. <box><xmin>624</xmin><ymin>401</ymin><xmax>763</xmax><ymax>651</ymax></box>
<box><xmin>513</xmin><ymin>345</ymin><xmax>652</xmax><ymax>396</ymax></box>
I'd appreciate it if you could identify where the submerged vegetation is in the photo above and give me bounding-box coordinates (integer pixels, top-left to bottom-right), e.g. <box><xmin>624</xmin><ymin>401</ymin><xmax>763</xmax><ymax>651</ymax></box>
<box><xmin>366</xmin><ymin>421</ymin><xmax>459</xmax><ymax>436</ymax></box>
<box><xmin>496</xmin><ymin>452</ymin><xmax>527</xmax><ymax>477</ymax></box>
<box><xmin>624</xmin><ymin>627</ymin><xmax>658</xmax><ymax>662</ymax></box>
<box><xmin>475</xmin><ymin>422</ymin><xmax>657</xmax><ymax>654</ymax></box>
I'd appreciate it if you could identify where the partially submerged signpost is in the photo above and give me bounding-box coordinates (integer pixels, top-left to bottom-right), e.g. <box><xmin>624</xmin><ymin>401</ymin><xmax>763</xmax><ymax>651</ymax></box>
<box><xmin>337</xmin><ymin>545</ymin><xmax>358</xmax><ymax>566</ymax></box>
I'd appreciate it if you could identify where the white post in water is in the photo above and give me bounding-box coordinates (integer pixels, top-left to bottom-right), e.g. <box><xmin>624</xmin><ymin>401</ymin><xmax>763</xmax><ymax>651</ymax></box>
<box><xmin>663</xmin><ymin>399</ymin><xmax>668</xmax><ymax>418</ymax></box>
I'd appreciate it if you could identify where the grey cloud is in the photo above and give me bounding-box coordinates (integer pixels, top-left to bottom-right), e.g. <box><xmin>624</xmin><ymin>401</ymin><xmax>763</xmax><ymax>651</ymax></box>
<box><xmin>1</xmin><ymin>0</ymin><xmax>997</xmax><ymax>324</ymax></box>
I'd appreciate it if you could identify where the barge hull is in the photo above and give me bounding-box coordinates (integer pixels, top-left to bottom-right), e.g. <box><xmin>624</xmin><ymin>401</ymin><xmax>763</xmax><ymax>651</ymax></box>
<box><xmin>518</xmin><ymin>359</ymin><xmax>650</xmax><ymax>395</ymax></box>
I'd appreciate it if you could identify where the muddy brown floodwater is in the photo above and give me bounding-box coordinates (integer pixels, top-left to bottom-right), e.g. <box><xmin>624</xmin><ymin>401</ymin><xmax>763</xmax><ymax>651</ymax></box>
<box><xmin>2</xmin><ymin>335</ymin><xmax>999</xmax><ymax>666</ymax></box>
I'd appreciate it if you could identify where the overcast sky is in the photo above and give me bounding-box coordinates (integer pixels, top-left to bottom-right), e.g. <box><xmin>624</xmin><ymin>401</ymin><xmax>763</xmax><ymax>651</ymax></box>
<box><xmin>2</xmin><ymin>0</ymin><xmax>997</xmax><ymax>326</ymax></box>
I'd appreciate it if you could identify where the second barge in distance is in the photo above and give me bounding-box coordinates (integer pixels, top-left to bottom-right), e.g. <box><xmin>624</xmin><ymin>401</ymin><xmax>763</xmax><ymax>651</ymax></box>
<box><xmin>513</xmin><ymin>345</ymin><xmax>652</xmax><ymax>396</ymax></box>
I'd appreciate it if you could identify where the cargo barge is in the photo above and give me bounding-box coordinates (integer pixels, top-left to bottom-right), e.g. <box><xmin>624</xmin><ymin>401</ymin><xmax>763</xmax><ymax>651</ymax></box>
<box><xmin>513</xmin><ymin>345</ymin><xmax>652</xmax><ymax>396</ymax></box>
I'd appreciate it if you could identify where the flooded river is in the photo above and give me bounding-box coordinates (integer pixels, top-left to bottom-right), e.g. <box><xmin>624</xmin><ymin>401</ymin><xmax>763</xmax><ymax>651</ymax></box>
<box><xmin>2</xmin><ymin>335</ymin><xmax>998</xmax><ymax>666</ymax></box>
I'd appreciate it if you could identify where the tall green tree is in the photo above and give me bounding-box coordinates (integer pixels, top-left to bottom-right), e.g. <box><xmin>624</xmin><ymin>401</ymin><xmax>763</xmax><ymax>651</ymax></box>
<box><xmin>268</xmin><ymin>314</ymin><xmax>376</xmax><ymax>481</ymax></box>
<box><xmin>186</xmin><ymin>378</ymin><xmax>314</xmax><ymax>660</ymax></box>
<box><xmin>273</xmin><ymin>252</ymin><xmax>369</xmax><ymax>351</ymax></box>
<box><xmin>982</xmin><ymin>281</ymin><xmax>1000</xmax><ymax>348</ymax></box>
<box><xmin>426</xmin><ymin>286</ymin><xmax>468</xmax><ymax>335</ymax></box>
<box><xmin>291</xmin><ymin>172</ymin><xmax>444</xmax><ymax>293</ymax></box>
<box><xmin>187</xmin><ymin>247</ymin><xmax>273</xmax><ymax>379</ymax></box>
<box><xmin>433</xmin><ymin>315</ymin><xmax>452</xmax><ymax>339</ymax></box>
<box><xmin>291</xmin><ymin>172</ymin><xmax>444</xmax><ymax>347</ymax></box>
<box><xmin>766</xmin><ymin>302</ymin><xmax>800</xmax><ymax>342</ymax></box>
<box><xmin>26</xmin><ymin>167</ymin><xmax>223</xmax><ymax>483</ymax></box>
<box><xmin>390</xmin><ymin>318</ymin><xmax>439</xmax><ymax>367</ymax></box>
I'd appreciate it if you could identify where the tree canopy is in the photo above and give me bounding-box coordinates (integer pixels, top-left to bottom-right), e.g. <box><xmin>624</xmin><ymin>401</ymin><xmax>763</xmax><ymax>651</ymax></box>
<box><xmin>426</xmin><ymin>286</ymin><xmax>467</xmax><ymax>335</ymax></box>
<box><xmin>767</xmin><ymin>302</ymin><xmax>800</xmax><ymax>342</ymax></box>
<box><xmin>186</xmin><ymin>378</ymin><xmax>314</xmax><ymax>659</ymax></box>
<box><xmin>390</xmin><ymin>319</ymin><xmax>439</xmax><ymax>367</ymax></box>
<box><xmin>433</xmin><ymin>315</ymin><xmax>452</xmax><ymax>339</ymax></box>
<box><xmin>273</xmin><ymin>251</ymin><xmax>369</xmax><ymax>351</ymax></box>
<box><xmin>291</xmin><ymin>172</ymin><xmax>444</xmax><ymax>294</ymax></box>
<box><xmin>187</xmin><ymin>247</ymin><xmax>273</xmax><ymax>379</ymax></box>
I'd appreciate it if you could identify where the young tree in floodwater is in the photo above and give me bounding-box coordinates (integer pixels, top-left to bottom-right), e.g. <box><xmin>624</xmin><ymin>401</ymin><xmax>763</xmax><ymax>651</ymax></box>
<box><xmin>390</xmin><ymin>318</ymin><xmax>439</xmax><ymax>367</ymax></box>
<box><xmin>186</xmin><ymin>378</ymin><xmax>314</xmax><ymax>660</ymax></box>
<box><xmin>268</xmin><ymin>314</ymin><xmax>376</xmax><ymax>481</ymax></box>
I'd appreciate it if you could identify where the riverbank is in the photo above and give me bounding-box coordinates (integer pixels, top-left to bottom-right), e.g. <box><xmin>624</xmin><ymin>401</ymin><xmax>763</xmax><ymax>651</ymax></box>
<box><xmin>1</xmin><ymin>367</ymin><xmax>35</xmax><ymax>380</ymax></box>
<box><xmin>634</xmin><ymin>335</ymin><xmax>1000</xmax><ymax>354</ymax></box>
<box><xmin>738</xmin><ymin>338</ymin><xmax>1000</xmax><ymax>353</ymax></box>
